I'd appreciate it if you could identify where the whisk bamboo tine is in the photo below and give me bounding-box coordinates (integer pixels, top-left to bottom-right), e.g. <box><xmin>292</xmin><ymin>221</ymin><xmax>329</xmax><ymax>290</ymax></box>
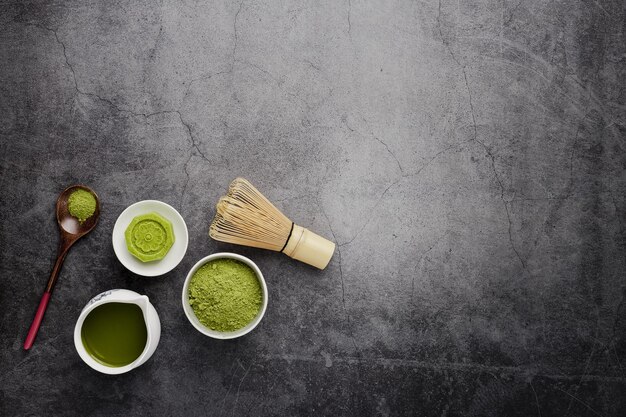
<box><xmin>209</xmin><ymin>178</ymin><xmax>335</xmax><ymax>269</ymax></box>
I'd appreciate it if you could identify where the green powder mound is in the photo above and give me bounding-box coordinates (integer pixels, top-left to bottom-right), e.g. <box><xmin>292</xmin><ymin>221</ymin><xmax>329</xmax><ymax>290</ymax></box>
<box><xmin>67</xmin><ymin>189</ymin><xmax>96</xmax><ymax>223</ymax></box>
<box><xmin>188</xmin><ymin>259</ymin><xmax>263</xmax><ymax>332</ymax></box>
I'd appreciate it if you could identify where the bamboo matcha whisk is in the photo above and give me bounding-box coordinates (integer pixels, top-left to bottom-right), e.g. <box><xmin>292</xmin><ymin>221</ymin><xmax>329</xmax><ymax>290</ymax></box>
<box><xmin>209</xmin><ymin>178</ymin><xmax>336</xmax><ymax>269</ymax></box>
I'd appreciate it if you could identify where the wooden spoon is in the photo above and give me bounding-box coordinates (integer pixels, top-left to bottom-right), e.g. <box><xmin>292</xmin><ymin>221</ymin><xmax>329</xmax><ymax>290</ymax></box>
<box><xmin>23</xmin><ymin>185</ymin><xmax>100</xmax><ymax>350</ymax></box>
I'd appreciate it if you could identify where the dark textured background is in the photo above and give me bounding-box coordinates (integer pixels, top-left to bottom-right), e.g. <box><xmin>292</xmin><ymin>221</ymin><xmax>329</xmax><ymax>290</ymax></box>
<box><xmin>1</xmin><ymin>0</ymin><xmax>625</xmax><ymax>416</ymax></box>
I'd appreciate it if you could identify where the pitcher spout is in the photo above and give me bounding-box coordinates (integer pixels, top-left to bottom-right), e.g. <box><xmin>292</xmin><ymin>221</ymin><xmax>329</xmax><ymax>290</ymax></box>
<box><xmin>132</xmin><ymin>295</ymin><xmax>150</xmax><ymax>312</ymax></box>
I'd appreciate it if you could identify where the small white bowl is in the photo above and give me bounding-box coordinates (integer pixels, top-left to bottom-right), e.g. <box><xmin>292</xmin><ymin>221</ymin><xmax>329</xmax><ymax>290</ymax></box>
<box><xmin>112</xmin><ymin>200</ymin><xmax>188</xmax><ymax>277</ymax></box>
<box><xmin>182</xmin><ymin>253</ymin><xmax>268</xmax><ymax>339</ymax></box>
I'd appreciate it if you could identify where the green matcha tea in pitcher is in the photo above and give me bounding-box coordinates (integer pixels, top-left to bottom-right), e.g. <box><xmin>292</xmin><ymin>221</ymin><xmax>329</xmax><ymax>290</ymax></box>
<box><xmin>80</xmin><ymin>302</ymin><xmax>147</xmax><ymax>367</ymax></box>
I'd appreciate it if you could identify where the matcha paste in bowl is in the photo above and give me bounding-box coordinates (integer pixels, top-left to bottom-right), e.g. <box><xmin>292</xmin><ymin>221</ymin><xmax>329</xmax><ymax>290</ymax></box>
<box><xmin>188</xmin><ymin>259</ymin><xmax>263</xmax><ymax>332</ymax></box>
<box><xmin>67</xmin><ymin>189</ymin><xmax>96</xmax><ymax>223</ymax></box>
<box><xmin>125</xmin><ymin>212</ymin><xmax>175</xmax><ymax>262</ymax></box>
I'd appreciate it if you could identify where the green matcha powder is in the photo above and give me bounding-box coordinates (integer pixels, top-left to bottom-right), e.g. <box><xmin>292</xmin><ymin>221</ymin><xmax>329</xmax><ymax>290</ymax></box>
<box><xmin>68</xmin><ymin>189</ymin><xmax>96</xmax><ymax>223</ymax></box>
<box><xmin>188</xmin><ymin>259</ymin><xmax>263</xmax><ymax>332</ymax></box>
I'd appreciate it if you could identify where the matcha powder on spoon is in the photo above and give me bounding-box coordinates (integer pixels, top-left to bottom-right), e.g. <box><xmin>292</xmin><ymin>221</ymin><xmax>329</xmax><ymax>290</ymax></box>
<box><xmin>67</xmin><ymin>189</ymin><xmax>96</xmax><ymax>223</ymax></box>
<box><xmin>188</xmin><ymin>259</ymin><xmax>263</xmax><ymax>332</ymax></box>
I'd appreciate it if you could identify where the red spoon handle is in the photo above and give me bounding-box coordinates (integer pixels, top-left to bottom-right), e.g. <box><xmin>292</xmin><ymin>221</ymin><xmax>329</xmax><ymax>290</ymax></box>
<box><xmin>24</xmin><ymin>292</ymin><xmax>51</xmax><ymax>350</ymax></box>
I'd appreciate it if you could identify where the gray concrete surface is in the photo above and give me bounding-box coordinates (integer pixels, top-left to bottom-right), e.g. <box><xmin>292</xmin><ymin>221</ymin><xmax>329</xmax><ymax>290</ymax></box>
<box><xmin>1</xmin><ymin>0</ymin><xmax>625</xmax><ymax>415</ymax></box>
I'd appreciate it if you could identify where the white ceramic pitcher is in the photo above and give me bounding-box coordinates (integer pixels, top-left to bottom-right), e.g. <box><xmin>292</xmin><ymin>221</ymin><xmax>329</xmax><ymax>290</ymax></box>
<box><xmin>74</xmin><ymin>289</ymin><xmax>161</xmax><ymax>374</ymax></box>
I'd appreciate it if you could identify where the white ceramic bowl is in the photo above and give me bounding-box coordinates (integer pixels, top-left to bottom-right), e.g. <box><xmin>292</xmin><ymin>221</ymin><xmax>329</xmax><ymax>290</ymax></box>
<box><xmin>112</xmin><ymin>200</ymin><xmax>188</xmax><ymax>277</ymax></box>
<box><xmin>182</xmin><ymin>253</ymin><xmax>268</xmax><ymax>339</ymax></box>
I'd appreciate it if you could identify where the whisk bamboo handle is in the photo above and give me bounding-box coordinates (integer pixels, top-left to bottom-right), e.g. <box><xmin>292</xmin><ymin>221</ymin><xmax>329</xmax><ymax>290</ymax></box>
<box><xmin>282</xmin><ymin>225</ymin><xmax>335</xmax><ymax>270</ymax></box>
<box><xmin>209</xmin><ymin>178</ymin><xmax>336</xmax><ymax>270</ymax></box>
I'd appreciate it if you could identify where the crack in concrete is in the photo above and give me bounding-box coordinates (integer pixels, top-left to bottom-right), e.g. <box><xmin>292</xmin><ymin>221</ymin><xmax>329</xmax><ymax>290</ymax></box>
<box><xmin>556</xmin><ymin>384</ymin><xmax>604</xmax><ymax>417</ymax></box>
<box><xmin>174</xmin><ymin>110</ymin><xmax>214</xmax><ymax>210</ymax></box>
<box><xmin>219</xmin><ymin>360</ymin><xmax>244</xmax><ymax>415</ymax></box>
<box><xmin>411</xmin><ymin>234</ymin><xmax>445</xmax><ymax>303</ymax></box>
<box><xmin>182</xmin><ymin>70</ymin><xmax>232</xmax><ymax>100</ymax></box>
<box><xmin>609</xmin><ymin>287</ymin><xmax>625</xmax><ymax>345</ymax></box>
<box><xmin>180</xmin><ymin>153</ymin><xmax>193</xmax><ymax>211</ymax></box>
<box><xmin>230</xmin><ymin>363</ymin><xmax>252</xmax><ymax>417</ymax></box>
<box><xmin>237</xmin><ymin>59</ymin><xmax>314</xmax><ymax>110</ymax></box>
<box><xmin>437</xmin><ymin>2</ymin><xmax>527</xmax><ymax>272</ymax></box>
<box><xmin>462</xmin><ymin>70</ymin><xmax>478</xmax><ymax>142</ymax></box>
<box><xmin>528</xmin><ymin>124</ymin><xmax>581</xmax><ymax>255</ymax></box>
<box><xmin>338</xmin><ymin>175</ymin><xmax>402</xmax><ymax>248</ymax></box>
<box><xmin>147</xmin><ymin>0</ymin><xmax>165</xmax><ymax>62</ymax></box>
<box><xmin>339</xmin><ymin>143</ymin><xmax>460</xmax><ymax>248</ymax></box>
<box><xmin>607</xmin><ymin>175</ymin><xmax>625</xmax><ymax>349</ymax></box>
<box><xmin>608</xmin><ymin>181</ymin><xmax>624</xmax><ymax>237</ymax></box>
<box><xmin>564</xmin><ymin>309</ymin><xmax>602</xmax><ymax>417</ymax></box>
<box><xmin>529</xmin><ymin>380</ymin><xmax>543</xmax><ymax>417</ymax></box>
<box><xmin>28</xmin><ymin>21</ymin><xmax>220</xmax><ymax>211</ymax></box>
<box><xmin>343</xmin><ymin>117</ymin><xmax>404</xmax><ymax>175</ymax></box>
<box><xmin>30</xmin><ymin>22</ymin><xmax>188</xmax><ymax>122</ymax></box>
<box><xmin>319</xmin><ymin>203</ymin><xmax>360</xmax><ymax>356</ymax></box>
<box><xmin>303</xmin><ymin>59</ymin><xmax>322</xmax><ymax>72</ymax></box>
<box><xmin>347</xmin><ymin>0</ymin><xmax>352</xmax><ymax>38</ymax></box>
<box><xmin>522</xmin><ymin>114</ymin><xmax>592</xmax><ymax>265</ymax></box>
<box><xmin>436</xmin><ymin>0</ymin><xmax>462</xmax><ymax>67</ymax></box>
<box><xmin>610</xmin><ymin>339</ymin><xmax>625</xmax><ymax>377</ymax></box>
<box><xmin>238</xmin><ymin>59</ymin><xmax>279</xmax><ymax>82</ymax></box>
<box><xmin>28</xmin><ymin>23</ymin><xmax>147</xmax><ymax>118</ymax></box>
<box><xmin>231</xmin><ymin>0</ymin><xmax>245</xmax><ymax>72</ymax></box>
<box><xmin>503</xmin><ymin>199</ymin><xmax>527</xmax><ymax>270</ymax></box>
<box><xmin>503</xmin><ymin>0</ymin><xmax>523</xmax><ymax>27</ymax></box>
<box><xmin>175</xmin><ymin>110</ymin><xmax>209</xmax><ymax>163</ymax></box>
<box><xmin>373</xmin><ymin>135</ymin><xmax>404</xmax><ymax>175</ymax></box>
<box><xmin>467</xmin><ymin>72</ymin><xmax>527</xmax><ymax>271</ymax></box>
